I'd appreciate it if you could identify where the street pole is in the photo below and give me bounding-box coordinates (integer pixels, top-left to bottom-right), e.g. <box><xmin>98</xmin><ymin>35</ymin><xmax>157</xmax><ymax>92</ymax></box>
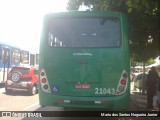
<box><xmin>142</xmin><ymin>62</ymin><xmax>145</xmax><ymax>94</ymax></box>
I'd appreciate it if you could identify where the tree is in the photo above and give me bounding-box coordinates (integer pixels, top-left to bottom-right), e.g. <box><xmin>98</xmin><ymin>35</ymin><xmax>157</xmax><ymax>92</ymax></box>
<box><xmin>67</xmin><ymin>0</ymin><xmax>126</xmax><ymax>12</ymax></box>
<box><xmin>67</xmin><ymin>0</ymin><xmax>160</xmax><ymax>63</ymax></box>
<box><xmin>126</xmin><ymin>0</ymin><xmax>160</xmax><ymax>63</ymax></box>
<box><xmin>67</xmin><ymin>0</ymin><xmax>160</xmax><ymax>94</ymax></box>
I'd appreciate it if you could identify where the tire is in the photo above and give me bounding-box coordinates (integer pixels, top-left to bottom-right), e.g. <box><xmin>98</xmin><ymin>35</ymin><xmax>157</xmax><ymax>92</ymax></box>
<box><xmin>28</xmin><ymin>85</ymin><xmax>37</xmax><ymax>95</ymax></box>
<box><xmin>11</xmin><ymin>71</ymin><xmax>22</xmax><ymax>83</ymax></box>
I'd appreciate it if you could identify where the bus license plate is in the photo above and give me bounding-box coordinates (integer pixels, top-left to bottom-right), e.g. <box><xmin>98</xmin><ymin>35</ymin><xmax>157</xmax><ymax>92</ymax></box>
<box><xmin>75</xmin><ymin>83</ymin><xmax>90</xmax><ymax>89</ymax></box>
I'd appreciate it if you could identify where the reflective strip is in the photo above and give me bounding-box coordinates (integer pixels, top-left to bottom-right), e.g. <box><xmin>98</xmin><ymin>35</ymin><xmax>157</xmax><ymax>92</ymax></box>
<box><xmin>64</xmin><ymin>100</ymin><xmax>70</xmax><ymax>103</ymax></box>
<box><xmin>95</xmin><ymin>101</ymin><xmax>101</xmax><ymax>104</ymax></box>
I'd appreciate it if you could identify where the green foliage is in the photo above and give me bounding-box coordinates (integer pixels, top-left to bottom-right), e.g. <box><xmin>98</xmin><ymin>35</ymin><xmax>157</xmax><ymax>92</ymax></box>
<box><xmin>67</xmin><ymin>0</ymin><xmax>126</xmax><ymax>11</ymax></box>
<box><xmin>129</xmin><ymin>14</ymin><xmax>160</xmax><ymax>62</ymax></box>
<box><xmin>67</xmin><ymin>0</ymin><xmax>83</xmax><ymax>11</ymax></box>
<box><xmin>67</xmin><ymin>0</ymin><xmax>160</xmax><ymax>63</ymax></box>
<box><xmin>146</xmin><ymin>58</ymin><xmax>155</xmax><ymax>65</ymax></box>
<box><xmin>127</xmin><ymin>0</ymin><xmax>160</xmax><ymax>15</ymax></box>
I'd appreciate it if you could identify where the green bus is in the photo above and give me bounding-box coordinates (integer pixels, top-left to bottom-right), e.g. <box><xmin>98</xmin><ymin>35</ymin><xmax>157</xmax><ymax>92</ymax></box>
<box><xmin>39</xmin><ymin>11</ymin><xmax>130</xmax><ymax>110</ymax></box>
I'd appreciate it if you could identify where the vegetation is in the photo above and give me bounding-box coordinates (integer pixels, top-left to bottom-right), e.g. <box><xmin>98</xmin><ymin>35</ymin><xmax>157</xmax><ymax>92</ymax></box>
<box><xmin>67</xmin><ymin>0</ymin><xmax>160</xmax><ymax>66</ymax></box>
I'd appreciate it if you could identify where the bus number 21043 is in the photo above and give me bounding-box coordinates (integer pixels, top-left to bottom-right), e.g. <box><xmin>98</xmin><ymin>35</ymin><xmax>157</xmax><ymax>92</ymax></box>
<box><xmin>95</xmin><ymin>88</ymin><xmax>115</xmax><ymax>95</ymax></box>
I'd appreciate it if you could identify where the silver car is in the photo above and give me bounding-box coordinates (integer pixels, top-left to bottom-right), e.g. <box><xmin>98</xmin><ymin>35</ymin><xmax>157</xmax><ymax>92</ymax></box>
<box><xmin>134</xmin><ymin>73</ymin><xmax>147</xmax><ymax>91</ymax></box>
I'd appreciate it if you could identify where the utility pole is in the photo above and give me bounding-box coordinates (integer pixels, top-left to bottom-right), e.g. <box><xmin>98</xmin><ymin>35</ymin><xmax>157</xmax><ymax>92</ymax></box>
<box><xmin>142</xmin><ymin>62</ymin><xmax>145</xmax><ymax>94</ymax></box>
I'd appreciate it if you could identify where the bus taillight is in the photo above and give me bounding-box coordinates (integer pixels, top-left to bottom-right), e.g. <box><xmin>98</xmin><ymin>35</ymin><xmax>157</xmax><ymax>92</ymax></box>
<box><xmin>41</xmin><ymin>72</ymin><xmax>45</xmax><ymax>76</ymax></box>
<box><xmin>42</xmin><ymin>78</ymin><xmax>47</xmax><ymax>83</ymax></box>
<box><xmin>116</xmin><ymin>70</ymin><xmax>128</xmax><ymax>95</ymax></box>
<box><xmin>40</xmin><ymin>69</ymin><xmax>51</xmax><ymax>93</ymax></box>
<box><xmin>121</xmin><ymin>79</ymin><xmax>126</xmax><ymax>85</ymax></box>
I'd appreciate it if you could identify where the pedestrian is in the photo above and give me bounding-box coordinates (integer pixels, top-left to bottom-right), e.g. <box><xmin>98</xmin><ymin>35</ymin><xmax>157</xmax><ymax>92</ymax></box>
<box><xmin>146</xmin><ymin>66</ymin><xmax>159</xmax><ymax>109</ymax></box>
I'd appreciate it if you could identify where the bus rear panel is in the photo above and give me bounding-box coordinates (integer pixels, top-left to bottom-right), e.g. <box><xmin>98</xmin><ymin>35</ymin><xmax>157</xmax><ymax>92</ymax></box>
<box><xmin>39</xmin><ymin>11</ymin><xmax>130</xmax><ymax>110</ymax></box>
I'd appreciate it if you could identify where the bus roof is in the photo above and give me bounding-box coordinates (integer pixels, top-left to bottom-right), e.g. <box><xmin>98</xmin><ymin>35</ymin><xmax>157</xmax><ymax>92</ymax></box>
<box><xmin>0</xmin><ymin>41</ymin><xmax>20</xmax><ymax>49</ymax></box>
<box><xmin>44</xmin><ymin>11</ymin><xmax>125</xmax><ymax>19</ymax></box>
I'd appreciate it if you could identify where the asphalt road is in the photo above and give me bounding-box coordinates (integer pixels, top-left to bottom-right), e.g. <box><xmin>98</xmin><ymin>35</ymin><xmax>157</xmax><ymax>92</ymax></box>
<box><xmin>0</xmin><ymin>86</ymin><xmax>159</xmax><ymax>120</ymax></box>
<box><xmin>0</xmin><ymin>88</ymin><xmax>39</xmax><ymax>111</ymax></box>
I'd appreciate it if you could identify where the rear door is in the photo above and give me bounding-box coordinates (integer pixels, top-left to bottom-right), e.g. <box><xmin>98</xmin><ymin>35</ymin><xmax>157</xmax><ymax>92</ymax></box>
<box><xmin>2</xmin><ymin>47</ymin><xmax>10</xmax><ymax>82</ymax></box>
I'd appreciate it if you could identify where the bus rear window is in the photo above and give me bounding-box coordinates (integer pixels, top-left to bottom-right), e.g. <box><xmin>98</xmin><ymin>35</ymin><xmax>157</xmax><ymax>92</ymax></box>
<box><xmin>21</xmin><ymin>50</ymin><xmax>29</xmax><ymax>64</ymax></box>
<box><xmin>12</xmin><ymin>48</ymin><xmax>20</xmax><ymax>63</ymax></box>
<box><xmin>47</xmin><ymin>17</ymin><xmax>121</xmax><ymax>48</ymax></box>
<box><xmin>10</xmin><ymin>67</ymin><xmax>30</xmax><ymax>75</ymax></box>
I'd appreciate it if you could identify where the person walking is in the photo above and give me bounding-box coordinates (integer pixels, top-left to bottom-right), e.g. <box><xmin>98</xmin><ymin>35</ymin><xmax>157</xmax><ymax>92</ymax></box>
<box><xmin>146</xmin><ymin>66</ymin><xmax>159</xmax><ymax>109</ymax></box>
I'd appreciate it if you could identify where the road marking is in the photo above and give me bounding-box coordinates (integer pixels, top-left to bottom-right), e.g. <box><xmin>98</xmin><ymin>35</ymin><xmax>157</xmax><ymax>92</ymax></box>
<box><xmin>23</xmin><ymin>102</ymin><xmax>39</xmax><ymax>111</ymax></box>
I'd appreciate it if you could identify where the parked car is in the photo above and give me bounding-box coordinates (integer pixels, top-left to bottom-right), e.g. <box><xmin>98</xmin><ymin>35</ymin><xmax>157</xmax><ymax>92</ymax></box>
<box><xmin>133</xmin><ymin>73</ymin><xmax>148</xmax><ymax>91</ymax></box>
<box><xmin>5</xmin><ymin>66</ymin><xmax>39</xmax><ymax>95</ymax></box>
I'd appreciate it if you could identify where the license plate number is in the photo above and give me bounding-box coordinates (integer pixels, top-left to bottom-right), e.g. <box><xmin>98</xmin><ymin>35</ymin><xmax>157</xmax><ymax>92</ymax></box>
<box><xmin>75</xmin><ymin>83</ymin><xmax>90</xmax><ymax>89</ymax></box>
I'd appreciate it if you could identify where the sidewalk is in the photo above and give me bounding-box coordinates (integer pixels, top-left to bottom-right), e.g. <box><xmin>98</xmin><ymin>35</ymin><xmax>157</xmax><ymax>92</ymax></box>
<box><xmin>131</xmin><ymin>91</ymin><xmax>147</xmax><ymax>108</ymax></box>
<box><xmin>130</xmin><ymin>82</ymin><xmax>159</xmax><ymax>111</ymax></box>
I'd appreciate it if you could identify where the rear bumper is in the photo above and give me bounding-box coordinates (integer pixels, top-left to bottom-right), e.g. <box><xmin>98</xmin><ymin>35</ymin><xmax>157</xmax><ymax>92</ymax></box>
<box><xmin>6</xmin><ymin>87</ymin><xmax>28</xmax><ymax>91</ymax></box>
<box><xmin>39</xmin><ymin>91</ymin><xmax>130</xmax><ymax>110</ymax></box>
<box><xmin>5</xmin><ymin>80</ymin><xmax>32</xmax><ymax>91</ymax></box>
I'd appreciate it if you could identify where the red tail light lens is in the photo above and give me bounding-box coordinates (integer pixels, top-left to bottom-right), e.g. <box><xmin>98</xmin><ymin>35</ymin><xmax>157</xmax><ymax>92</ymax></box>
<box><xmin>121</xmin><ymin>79</ymin><xmax>126</xmax><ymax>85</ymax></box>
<box><xmin>42</xmin><ymin>78</ymin><xmax>47</xmax><ymax>83</ymax></box>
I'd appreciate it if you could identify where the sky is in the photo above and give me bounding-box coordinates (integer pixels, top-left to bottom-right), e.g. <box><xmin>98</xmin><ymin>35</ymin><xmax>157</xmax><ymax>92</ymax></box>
<box><xmin>0</xmin><ymin>0</ymin><xmax>69</xmax><ymax>53</ymax></box>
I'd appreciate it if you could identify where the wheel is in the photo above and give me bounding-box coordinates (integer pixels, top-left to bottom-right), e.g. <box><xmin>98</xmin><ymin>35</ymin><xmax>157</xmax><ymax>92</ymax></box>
<box><xmin>11</xmin><ymin>71</ymin><xmax>22</xmax><ymax>83</ymax></box>
<box><xmin>28</xmin><ymin>85</ymin><xmax>37</xmax><ymax>95</ymax></box>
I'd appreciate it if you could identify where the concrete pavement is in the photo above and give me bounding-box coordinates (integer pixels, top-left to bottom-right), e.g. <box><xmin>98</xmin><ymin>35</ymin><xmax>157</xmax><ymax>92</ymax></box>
<box><xmin>130</xmin><ymin>82</ymin><xmax>159</xmax><ymax>111</ymax></box>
